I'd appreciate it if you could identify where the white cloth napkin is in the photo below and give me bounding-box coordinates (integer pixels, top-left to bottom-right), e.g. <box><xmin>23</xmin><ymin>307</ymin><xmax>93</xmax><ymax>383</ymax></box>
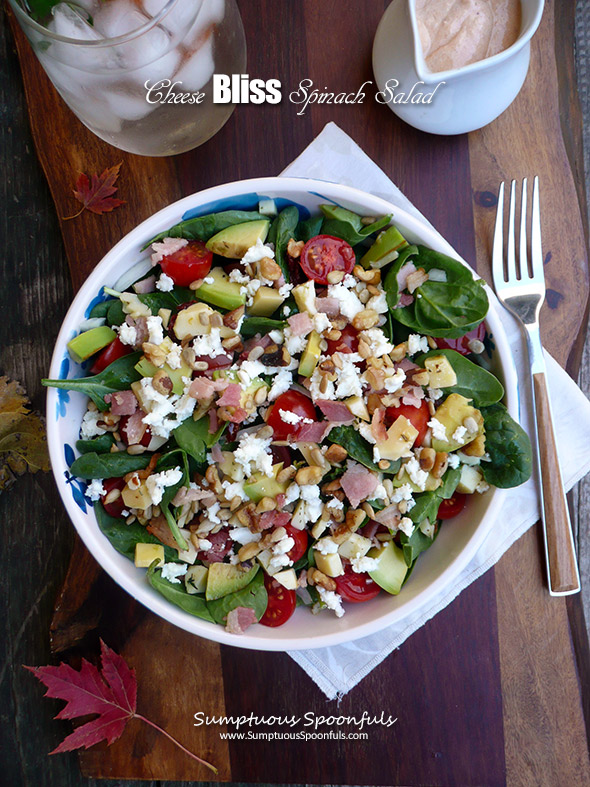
<box><xmin>281</xmin><ymin>122</ymin><xmax>590</xmax><ymax>700</ymax></box>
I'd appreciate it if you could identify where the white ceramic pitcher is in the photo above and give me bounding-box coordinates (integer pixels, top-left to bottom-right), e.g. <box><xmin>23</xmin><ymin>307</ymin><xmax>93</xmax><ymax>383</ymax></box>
<box><xmin>373</xmin><ymin>0</ymin><xmax>544</xmax><ymax>135</ymax></box>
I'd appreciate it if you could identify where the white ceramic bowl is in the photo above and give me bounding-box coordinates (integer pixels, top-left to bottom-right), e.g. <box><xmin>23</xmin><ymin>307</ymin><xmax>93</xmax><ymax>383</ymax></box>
<box><xmin>47</xmin><ymin>177</ymin><xmax>518</xmax><ymax>651</ymax></box>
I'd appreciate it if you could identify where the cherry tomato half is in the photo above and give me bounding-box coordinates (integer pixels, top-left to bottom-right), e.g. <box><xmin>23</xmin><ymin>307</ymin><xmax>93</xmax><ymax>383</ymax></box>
<box><xmin>119</xmin><ymin>415</ymin><xmax>151</xmax><ymax>448</ymax></box>
<box><xmin>284</xmin><ymin>524</ymin><xmax>308</xmax><ymax>563</ymax></box>
<box><xmin>90</xmin><ymin>337</ymin><xmax>133</xmax><ymax>375</ymax></box>
<box><xmin>435</xmin><ymin>322</ymin><xmax>486</xmax><ymax>356</ymax></box>
<box><xmin>334</xmin><ymin>564</ymin><xmax>381</xmax><ymax>603</ymax></box>
<box><xmin>299</xmin><ymin>235</ymin><xmax>356</xmax><ymax>285</ymax></box>
<box><xmin>100</xmin><ymin>478</ymin><xmax>127</xmax><ymax>518</ymax></box>
<box><xmin>266</xmin><ymin>390</ymin><xmax>317</xmax><ymax>441</ymax></box>
<box><xmin>160</xmin><ymin>240</ymin><xmax>213</xmax><ymax>286</ymax></box>
<box><xmin>325</xmin><ymin>324</ymin><xmax>359</xmax><ymax>356</ymax></box>
<box><xmin>385</xmin><ymin>400</ymin><xmax>430</xmax><ymax>447</ymax></box>
<box><xmin>437</xmin><ymin>493</ymin><xmax>467</xmax><ymax>520</ymax></box>
<box><xmin>260</xmin><ymin>573</ymin><xmax>297</xmax><ymax>627</ymax></box>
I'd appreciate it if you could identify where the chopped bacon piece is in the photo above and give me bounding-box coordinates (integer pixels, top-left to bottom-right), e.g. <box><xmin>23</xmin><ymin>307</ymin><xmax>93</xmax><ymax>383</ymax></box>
<box><xmin>374</xmin><ymin>505</ymin><xmax>402</xmax><ymax>529</ymax></box>
<box><xmin>362</xmin><ymin>520</ymin><xmax>380</xmax><ymax>540</ymax></box>
<box><xmin>340</xmin><ymin>461</ymin><xmax>379</xmax><ymax>508</ymax></box>
<box><xmin>316</xmin><ymin>400</ymin><xmax>354</xmax><ymax>424</ymax></box>
<box><xmin>217</xmin><ymin>383</ymin><xmax>242</xmax><ymax>408</ymax></box>
<box><xmin>287</xmin><ymin>312</ymin><xmax>313</xmax><ymax>337</ymax></box>
<box><xmin>211</xmin><ymin>442</ymin><xmax>224</xmax><ymax>464</ymax></box>
<box><xmin>125</xmin><ymin>315</ymin><xmax>148</xmax><ymax>347</ymax></box>
<box><xmin>224</xmin><ymin>407</ymin><xmax>248</xmax><ymax>424</ymax></box>
<box><xmin>402</xmin><ymin>387</ymin><xmax>425</xmax><ymax>408</ymax></box>
<box><xmin>107</xmin><ymin>390</ymin><xmax>138</xmax><ymax>416</ymax></box>
<box><xmin>146</xmin><ymin>515</ymin><xmax>179</xmax><ymax>549</ymax></box>
<box><xmin>208</xmin><ymin>407</ymin><xmax>219</xmax><ymax>434</ymax></box>
<box><xmin>295</xmin><ymin>421</ymin><xmax>332</xmax><ymax>443</ymax></box>
<box><xmin>133</xmin><ymin>275</ymin><xmax>156</xmax><ymax>294</ymax></box>
<box><xmin>225</xmin><ymin>606</ymin><xmax>258</xmax><ymax>634</ymax></box>
<box><xmin>315</xmin><ymin>297</ymin><xmax>340</xmax><ymax>316</ymax></box>
<box><xmin>197</xmin><ymin>527</ymin><xmax>232</xmax><ymax>563</ymax></box>
<box><xmin>259</xmin><ymin>511</ymin><xmax>291</xmax><ymax>530</ymax></box>
<box><xmin>239</xmin><ymin>334</ymin><xmax>273</xmax><ymax>361</ymax></box>
<box><xmin>172</xmin><ymin>485</ymin><xmax>215</xmax><ymax>507</ymax></box>
<box><xmin>394</xmin><ymin>292</ymin><xmax>414</xmax><ymax>309</ymax></box>
<box><xmin>396</xmin><ymin>261</ymin><xmax>417</xmax><ymax>292</ymax></box>
<box><xmin>189</xmin><ymin>377</ymin><xmax>228</xmax><ymax>399</ymax></box>
<box><xmin>371</xmin><ymin>408</ymin><xmax>387</xmax><ymax>443</ymax></box>
<box><xmin>121</xmin><ymin>409</ymin><xmax>147</xmax><ymax>445</ymax></box>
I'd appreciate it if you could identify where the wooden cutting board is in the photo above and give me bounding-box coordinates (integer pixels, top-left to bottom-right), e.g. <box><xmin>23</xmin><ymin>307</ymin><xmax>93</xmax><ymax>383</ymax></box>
<box><xmin>8</xmin><ymin>0</ymin><xmax>590</xmax><ymax>783</ymax></box>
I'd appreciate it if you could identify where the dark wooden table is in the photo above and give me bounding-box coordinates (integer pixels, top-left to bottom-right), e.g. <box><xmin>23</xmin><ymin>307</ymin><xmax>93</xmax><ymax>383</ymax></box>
<box><xmin>2</xmin><ymin>1</ymin><xmax>590</xmax><ymax>785</ymax></box>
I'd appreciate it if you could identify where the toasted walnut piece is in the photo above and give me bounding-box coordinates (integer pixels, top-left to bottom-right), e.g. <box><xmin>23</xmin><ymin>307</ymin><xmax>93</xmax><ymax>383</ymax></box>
<box><xmin>390</xmin><ymin>342</ymin><xmax>408</xmax><ymax>362</ymax></box>
<box><xmin>256</xmin><ymin>496</ymin><xmax>276</xmax><ymax>514</ymax></box>
<box><xmin>366</xmin><ymin>392</ymin><xmax>383</xmax><ymax>416</ymax></box>
<box><xmin>277</xmin><ymin>465</ymin><xmax>297</xmax><ymax>484</ymax></box>
<box><xmin>238</xmin><ymin>542</ymin><xmax>261</xmax><ymax>562</ymax></box>
<box><xmin>411</xmin><ymin>370</ymin><xmax>430</xmax><ymax>387</ymax></box>
<box><xmin>322</xmin><ymin>479</ymin><xmax>342</xmax><ymax>495</ymax></box>
<box><xmin>353</xmin><ymin>264</ymin><xmax>381</xmax><ymax>284</ymax></box>
<box><xmin>222</xmin><ymin>335</ymin><xmax>243</xmax><ymax>352</ymax></box>
<box><xmin>296</xmin><ymin>466</ymin><xmax>324</xmax><ymax>486</ymax></box>
<box><xmin>326</xmin><ymin>328</ymin><xmax>342</xmax><ymax>342</ymax></box>
<box><xmin>406</xmin><ymin>267</ymin><xmax>429</xmax><ymax>294</ymax></box>
<box><xmin>205</xmin><ymin>465</ymin><xmax>222</xmax><ymax>494</ymax></box>
<box><xmin>259</xmin><ymin>257</ymin><xmax>282</xmax><ymax>281</ymax></box>
<box><xmin>463</xmin><ymin>434</ymin><xmax>486</xmax><ymax>457</ymax></box>
<box><xmin>432</xmin><ymin>452</ymin><xmax>449</xmax><ymax>478</ymax></box>
<box><xmin>367</xmin><ymin>356</ymin><xmax>384</xmax><ymax>370</ymax></box>
<box><xmin>365</xmin><ymin>368</ymin><xmax>386</xmax><ymax>391</ymax></box>
<box><xmin>352</xmin><ymin>309</ymin><xmax>379</xmax><ymax>331</ymax></box>
<box><xmin>307</xmin><ymin>567</ymin><xmax>337</xmax><ymax>591</ymax></box>
<box><xmin>419</xmin><ymin>446</ymin><xmax>436</xmax><ymax>472</ymax></box>
<box><xmin>325</xmin><ymin>444</ymin><xmax>348</xmax><ymax>463</ymax></box>
<box><xmin>143</xmin><ymin>342</ymin><xmax>167</xmax><ymax>368</ymax></box>
<box><xmin>236</xmin><ymin>503</ymin><xmax>258</xmax><ymax>528</ymax></box>
<box><xmin>223</xmin><ymin>305</ymin><xmax>245</xmax><ymax>329</ymax></box>
<box><xmin>327</xmin><ymin>269</ymin><xmax>345</xmax><ymax>284</ymax></box>
<box><xmin>152</xmin><ymin>369</ymin><xmax>173</xmax><ymax>396</ymax></box>
<box><xmin>287</xmin><ymin>238</ymin><xmax>305</xmax><ymax>258</ymax></box>
<box><xmin>346</xmin><ymin>508</ymin><xmax>366</xmax><ymax>530</ymax></box>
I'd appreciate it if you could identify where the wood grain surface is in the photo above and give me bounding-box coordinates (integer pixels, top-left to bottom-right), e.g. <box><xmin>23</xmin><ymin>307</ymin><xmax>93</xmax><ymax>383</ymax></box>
<box><xmin>3</xmin><ymin>0</ymin><xmax>590</xmax><ymax>785</ymax></box>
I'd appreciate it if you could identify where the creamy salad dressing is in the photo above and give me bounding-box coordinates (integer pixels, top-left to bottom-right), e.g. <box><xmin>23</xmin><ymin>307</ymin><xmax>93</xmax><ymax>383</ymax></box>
<box><xmin>416</xmin><ymin>0</ymin><xmax>522</xmax><ymax>73</ymax></box>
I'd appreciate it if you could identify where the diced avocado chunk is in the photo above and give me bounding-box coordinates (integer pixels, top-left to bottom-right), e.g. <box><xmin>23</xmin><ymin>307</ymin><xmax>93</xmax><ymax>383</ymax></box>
<box><xmin>205</xmin><ymin>562</ymin><xmax>258</xmax><ymax>601</ymax></box>
<box><xmin>377</xmin><ymin>415</ymin><xmax>418</xmax><ymax>461</ymax></box>
<box><xmin>249</xmin><ymin>286</ymin><xmax>285</xmax><ymax>317</ymax></box>
<box><xmin>68</xmin><ymin>326</ymin><xmax>117</xmax><ymax>364</ymax></box>
<box><xmin>299</xmin><ymin>330</ymin><xmax>322</xmax><ymax>377</ymax></box>
<box><xmin>135</xmin><ymin>355</ymin><xmax>191</xmax><ymax>395</ymax></box>
<box><xmin>360</xmin><ymin>225</ymin><xmax>409</xmax><ymax>269</ymax></box>
<box><xmin>206</xmin><ymin>219</ymin><xmax>270</xmax><ymax>259</ymax></box>
<box><xmin>368</xmin><ymin>540</ymin><xmax>408</xmax><ymax>594</ymax></box>
<box><xmin>194</xmin><ymin>267</ymin><xmax>246</xmax><ymax>310</ymax></box>
<box><xmin>432</xmin><ymin>393</ymin><xmax>484</xmax><ymax>452</ymax></box>
<box><xmin>241</xmin><ymin>378</ymin><xmax>269</xmax><ymax>413</ymax></box>
<box><xmin>243</xmin><ymin>463</ymin><xmax>288</xmax><ymax>503</ymax></box>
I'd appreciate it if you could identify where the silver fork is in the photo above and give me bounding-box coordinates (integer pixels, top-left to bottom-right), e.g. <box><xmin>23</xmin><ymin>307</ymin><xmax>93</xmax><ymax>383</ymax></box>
<box><xmin>492</xmin><ymin>177</ymin><xmax>580</xmax><ymax>596</ymax></box>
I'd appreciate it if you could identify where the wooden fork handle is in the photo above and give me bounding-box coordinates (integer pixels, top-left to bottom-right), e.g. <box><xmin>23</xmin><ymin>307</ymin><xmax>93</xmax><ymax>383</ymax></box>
<box><xmin>533</xmin><ymin>372</ymin><xmax>580</xmax><ymax>594</ymax></box>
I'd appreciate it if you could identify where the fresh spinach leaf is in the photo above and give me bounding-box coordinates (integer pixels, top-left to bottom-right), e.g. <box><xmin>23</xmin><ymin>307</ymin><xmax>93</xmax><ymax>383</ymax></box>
<box><xmin>319</xmin><ymin>205</ymin><xmax>391</xmax><ymax>246</ymax></box>
<box><xmin>480</xmin><ymin>403</ymin><xmax>532</xmax><ymax>488</ymax></box>
<box><xmin>107</xmin><ymin>299</ymin><xmax>125</xmax><ymax>327</ymax></box>
<box><xmin>42</xmin><ymin>352</ymin><xmax>142</xmax><ymax>411</ymax></box>
<box><xmin>95</xmin><ymin>503</ymin><xmax>178</xmax><ymax>562</ymax></box>
<box><xmin>207</xmin><ymin>569</ymin><xmax>268</xmax><ymax>625</ymax></box>
<box><xmin>439</xmin><ymin>466</ymin><xmax>461</xmax><ymax>499</ymax></box>
<box><xmin>147</xmin><ymin>562</ymin><xmax>215</xmax><ymax>623</ymax></box>
<box><xmin>327</xmin><ymin>425</ymin><xmax>400</xmax><ymax>475</ymax></box>
<box><xmin>415</xmin><ymin>348</ymin><xmax>504</xmax><ymax>408</ymax></box>
<box><xmin>156</xmin><ymin>449</ymin><xmax>190</xmax><ymax>550</ymax></box>
<box><xmin>297</xmin><ymin>215</ymin><xmax>323</xmax><ymax>243</ymax></box>
<box><xmin>268</xmin><ymin>206</ymin><xmax>299</xmax><ymax>280</ymax></box>
<box><xmin>408</xmin><ymin>467</ymin><xmax>460</xmax><ymax>524</ymax></box>
<box><xmin>107</xmin><ymin>287</ymin><xmax>192</xmax><ymax>327</ymax></box>
<box><xmin>173</xmin><ymin>416</ymin><xmax>226</xmax><ymax>465</ymax></box>
<box><xmin>399</xmin><ymin>526</ymin><xmax>435</xmax><ymax>567</ymax></box>
<box><xmin>89</xmin><ymin>299</ymin><xmax>114</xmax><ymax>319</ymax></box>
<box><xmin>70</xmin><ymin>451</ymin><xmax>151</xmax><ymax>479</ymax></box>
<box><xmin>241</xmin><ymin>316</ymin><xmax>285</xmax><ymax>338</ymax></box>
<box><xmin>75</xmin><ymin>434</ymin><xmax>115</xmax><ymax>455</ymax></box>
<box><xmin>143</xmin><ymin>211</ymin><xmax>266</xmax><ymax>249</ymax></box>
<box><xmin>390</xmin><ymin>246</ymin><xmax>489</xmax><ymax>338</ymax></box>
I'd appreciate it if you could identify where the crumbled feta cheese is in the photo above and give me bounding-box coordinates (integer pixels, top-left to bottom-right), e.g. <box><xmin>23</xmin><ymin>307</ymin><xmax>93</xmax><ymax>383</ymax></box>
<box><xmin>282</xmin><ymin>305</ymin><xmax>292</xmax><ymax>316</ymax></box>
<box><xmin>404</xmin><ymin>456</ymin><xmax>429</xmax><ymax>491</ymax></box>
<box><xmin>278</xmin><ymin>282</ymin><xmax>293</xmax><ymax>300</ymax></box>
<box><xmin>476</xmin><ymin>480</ymin><xmax>490</xmax><ymax>494</ymax></box>
<box><xmin>315</xmin><ymin>537</ymin><xmax>339</xmax><ymax>555</ymax></box>
<box><xmin>326</xmin><ymin>496</ymin><xmax>344</xmax><ymax>510</ymax></box>
<box><xmin>160</xmin><ymin>562</ymin><xmax>188</xmax><ymax>584</ymax></box>
<box><xmin>382</xmin><ymin>368</ymin><xmax>406</xmax><ymax>393</ymax></box>
<box><xmin>241</xmin><ymin>278</ymin><xmax>262</xmax><ymax>306</ymax></box>
<box><xmin>145</xmin><ymin>467</ymin><xmax>183</xmax><ymax>506</ymax></box>
<box><xmin>192</xmin><ymin>328</ymin><xmax>224</xmax><ymax>357</ymax></box>
<box><xmin>327</xmin><ymin>283</ymin><xmax>364</xmax><ymax>320</ymax></box>
<box><xmin>299</xmin><ymin>483</ymin><xmax>323</xmax><ymax>524</ymax></box>
<box><xmin>146</xmin><ymin>315</ymin><xmax>164</xmax><ymax>345</ymax></box>
<box><xmin>118</xmin><ymin>322</ymin><xmax>137</xmax><ymax>346</ymax></box>
<box><xmin>269</xmin><ymin>329</ymin><xmax>284</xmax><ymax>344</ymax></box>
<box><xmin>317</xmin><ymin>586</ymin><xmax>345</xmax><ymax>617</ymax></box>
<box><xmin>229</xmin><ymin>527</ymin><xmax>262</xmax><ymax>545</ymax></box>
<box><xmin>360</xmin><ymin>328</ymin><xmax>394</xmax><ymax>358</ymax></box>
<box><xmin>234</xmin><ymin>433</ymin><xmax>273</xmax><ymax>478</ymax></box>
<box><xmin>279</xmin><ymin>409</ymin><xmax>312</xmax><ymax>425</ymax></box>
<box><xmin>207</xmin><ymin>502</ymin><xmax>221</xmax><ymax>525</ymax></box>
<box><xmin>312</xmin><ymin>312</ymin><xmax>332</xmax><ymax>334</ymax></box>
<box><xmin>86</xmin><ymin>478</ymin><xmax>105</xmax><ymax>502</ymax></box>
<box><xmin>241</xmin><ymin>238</ymin><xmax>275</xmax><ymax>265</ymax></box>
<box><xmin>407</xmin><ymin>334</ymin><xmax>429</xmax><ymax>355</ymax></box>
<box><xmin>166</xmin><ymin>343</ymin><xmax>182</xmax><ymax>370</ymax></box>
<box><xmin>156</xmin><ymin>273</ymin><xmax>174</xmax><ymax>292</ymax></box>
<box><xmin>366</xmin><ymin>291</ymin><xmax>388</xmax><ymax>313</ymax></box>
<box><xmin>448</xmin><ymin>453</ymin><xmax>461</xmax><ymax>469</ymax></box>
<box><xmin>151</xmin><ymin>237</ymin><xmax>188</xmax><ymax>265</ymax></box>
<box><xmin>269</xmin><ymin>534</ymin><xmax>295</xmax><ymax>570</ymax></box>
<box><xmin>371</xmin><ymin>483</ymin><xmax>388</xmax><ymax>501</ymax></box>
<box><xmin>390</xmin><ymin>483</ymin><xmax>414</xmax><ymax>503</ymax></box>
<box><xmin>358</xmin><ymin>422</ymin><xmax>376</xmax><ymax>444</ymax></box>
<box><xmin>285</xmin><ymin>483</ymin><xmax>301</xmax><ymax>504</ymax></box>
<box><xmin>237</xmin><ymin>359</ymin><xmax>266</xmax><ymax>387</ymax></box>
<box><xmin>452</xmin><ymin>425</ymin><xmax>467</xmax><ymax>445</ymax></box>
<box><xmin>398</xmin><ymin>517</ymin><xmax>415</xmax><ymax>537</ymax></box>
<box><xmin>427</xmin><ymin>268</ymin><xmax>447</xmax><ymax>282</ymax></box>
<box><xmin>80</xmin><ymin>409</ymin><xmax>107</xmax><ymax>439</ymax></box>
<box><xmin>284</xmin><ymin>327</ymin><xmax>307</xmax><ymax>356</ymax></box>
<box><xmin>229</xmin><ymin>268</ymin><xmax>251</xmax><ymax>285</ymax></box>
<box><xmin>197</xmin><ymin>538</ymin><xmax>212</xmax><ymax>551</ymax></box>
<box><xmin>309</xmin><ymin>365</ymin><xmax>335</xmax><ymax>400</ymax></box>
<box><xmin>373</xmin><ymin>446</ymin><xmax>381</xmax><ymax>462</ymax></box>
<box><xmin>428</xmin><ymin>417</ymin><xmax>448</xmax><ymax>442</ymax></box>
<box><xmin>222</xmin><ymin>479</ymin><xmax>248</xmax><ymax>502</ymax></box>
<box><xmin>268</xmin><ymin>368</ymin><xmax>293</xmax><ymax>401</ymax></box>
<box><xmin>139</xmin><ymin>377</ymin><xmax>196</xmax><ymax>439</ymax></box>
<box><xmin>351</xmin><ymin>555</ymin><xmax>381</xmax><ymax>573</ymax></box>
<box><xmin>334</xmin><ymin>353</ymin><xmax>363</xmax><ymax>399</ymax></box>
<box><xmin>427</xmin><ymin>387</ymin><xmax>443</xmax><ymax>402</ymax></box>
<box><xmin>203</xmin><ymin>276</ymin><xmax>215</xmax><ymax>285</ymax></box>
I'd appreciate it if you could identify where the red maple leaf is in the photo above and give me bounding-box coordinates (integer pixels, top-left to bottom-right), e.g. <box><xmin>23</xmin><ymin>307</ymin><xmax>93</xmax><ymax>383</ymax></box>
<box><xmin>65</xmin><ymin>162</ymin><xmax>126</xmax><ymax>219</ymax></box>
<box><xmin>24</xmin><ymin>640</ymin><xmax>216</xmax><ymax>772</ymax></box>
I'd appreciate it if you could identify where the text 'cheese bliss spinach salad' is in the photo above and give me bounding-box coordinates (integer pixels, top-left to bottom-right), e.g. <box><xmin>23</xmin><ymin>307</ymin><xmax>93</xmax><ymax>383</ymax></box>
<box><xmin>44</xmin><ymin>201</ymin><xmax>532</xmax><ymax>635</ymax></box>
